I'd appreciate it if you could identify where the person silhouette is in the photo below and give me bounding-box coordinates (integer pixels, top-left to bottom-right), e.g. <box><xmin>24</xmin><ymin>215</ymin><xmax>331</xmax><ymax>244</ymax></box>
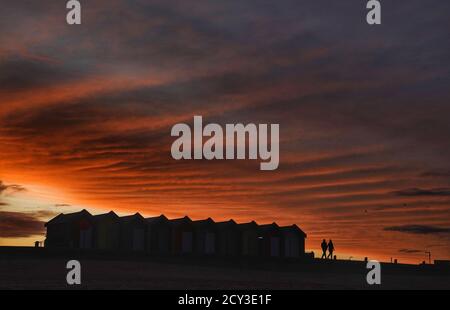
<box><xmin>327</xmin><ymin>239</ymin><xmax>334</xmax><ymax>259</ymax></box>
<box><xmin>321</xmin><ymin>239</ymin><xmax>327</xmax><ymax>259</ymax></box>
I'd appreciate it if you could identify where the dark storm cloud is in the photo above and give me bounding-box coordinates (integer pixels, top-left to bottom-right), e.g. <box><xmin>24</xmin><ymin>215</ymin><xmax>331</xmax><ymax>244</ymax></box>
<box><xmin>384</xmin><ymin>225</ymin><xmax>450</xmax><ymax>235</ymax></box>
<box><xmin>1</xmin><ymin>0</ymin><xmax>450</xmax><ymax>261</ymax></box>
<box><xmin>0</xmin><ymin>70</ymin><xmax>287</xmax><ymax>141</ymax></box>
<box><xmin>72</xmin><ymin>1</ymin><xmax>233</xmax><ymax>67</ymax></box>
<box><xmin>0</xmin><ymin>56</ymin><xmax>85</xmax><ymax>92</ymax></box>
<box><xmin>3</xmin><ymin>1</ymin><xmax>450</xmax><ymax>142</ymax></box>
<box><xmin>420</xmin><ymin>171</ymin><xmax>450</xmax><ymax>178</ymax></box>
<box><xmin>393</xmin><ymin>188</ymin><xmax>450</xmax><ymax>197</ymax></box>
<box><xmin>0</xmin><ymin>211</ymin><xmax>45</xmax><ymax>238</ymax></box>
<box><xmin>0</xmin><ymin>201</ymin><xmax>58</xmax><ymax>238</ymax></box>
<box><xmin>77</xmin><ymin>118</ymin><xmax>171</xmax><ymax>148</ymax></box>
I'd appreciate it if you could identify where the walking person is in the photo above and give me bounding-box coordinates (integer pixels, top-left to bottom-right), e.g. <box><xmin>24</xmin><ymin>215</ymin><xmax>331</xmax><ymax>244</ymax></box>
<box><xmin>321</xmin><ymin>239</ymin><xmax>328</xmax><ymax>259</ymax></box>
<box><xmin>327</xmin><ymin>239</ymin><xmax>335</xmax><ymax>259</ymax></box>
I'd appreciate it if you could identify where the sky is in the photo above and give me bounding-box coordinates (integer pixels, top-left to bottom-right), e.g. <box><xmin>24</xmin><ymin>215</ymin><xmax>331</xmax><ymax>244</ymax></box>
<box><xmin>0</xmin><ymin>0</ymin><xmax>449</xmax><ymax>264</ymax></box>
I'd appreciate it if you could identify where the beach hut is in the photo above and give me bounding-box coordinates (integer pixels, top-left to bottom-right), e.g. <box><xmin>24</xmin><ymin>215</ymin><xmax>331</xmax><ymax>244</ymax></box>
<box><xmin>281</xmin><ymin>224</ymin><xmax>307</xmax><ymax>257</ymax></box>
<box><xmin>93</xmin><ymin>211</ymin><xmax>120</xmax><ymax>250</ymax></box>
<box><xmin>146</xmin><ymin>214</ymin><xmax>171</xmax><ymax>254</ymax></box>
<box><xmin>216</xmin><ymin>219</ymin><xmax>240</xmax><ymax>257</ymax></box>
<box><xmin>258</xmin><ymin>223</ymin><xmax>282</xmax><ymax>257</ymax></box>
<box><xmin>238</xmin><ymin>221</ymin><xmax>259</xmax><ymax>257</ymax></box>
<box><xmin>119</xmin><ymin>213</ymin><xmax>146</xmax><ymax>251</ymax></box>
<box><xmin>170</xmin><ymin>216</ymin><xmax>194</xmax><ymax>254</ymax></box>
<box><xmin>193</xmin><ymin>218</ymin><xmax>217</xmax><ymax>255</ymax></box>
<box><xmin>44</xmin><ymin>209</ymin><xmax>94</xmax><ymax>249</ymax></box>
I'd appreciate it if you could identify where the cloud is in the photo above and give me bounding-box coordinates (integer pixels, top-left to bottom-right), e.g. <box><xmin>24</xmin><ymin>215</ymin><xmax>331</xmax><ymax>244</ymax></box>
<box><xmin>0</xmin><ymin>181</ymin><xmax>26</xmax><ymax>195</ymax></box>
<box><xmin>393</xmin><ymin>188</ymin><xmax>450</xmax><ymax>197</ymax></box>
<box><xmin>0</xmin><ymin>181</ymin><xmax>8</xmax><ymax>194</ymax></box>
<box><xmin>384</xmin><ymin>225</ymin><xmax>450</xmax><ymax>235</ymax></box>
<box><xmin>0</xmin><ymin>211</ymin><xmax>46</xmax><ymax>238</ymax></box>
<box><xmin>0</xmin><ymin>196</ymin><xmax>57</xmax><ymax>238</ymax></box>
<box><xmin>54</xmin><ymin>204</ymin><xmax>71</xmax><ymax>207</ymax></box>
<box><xmin>399</xmin><ymin>249</ymin><xmax>424</xmax><ymax>254</ymax></box>
<box><xmin>420</xmin><ymin>171</ymin><xmax>450</xmax><ymax>178</ymax></box>
<box><xmin>1</xmin><ymin>0</ymin><xmax>450</xmax><ymax>262</ymax></box>
<box><xmin>0</xmin><ymin>56</ymin><xmax>82</xmax><ymax>92</ymax></box>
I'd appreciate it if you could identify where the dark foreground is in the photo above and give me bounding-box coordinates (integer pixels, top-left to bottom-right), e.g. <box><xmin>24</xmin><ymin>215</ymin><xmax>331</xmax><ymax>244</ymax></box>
<box><xmin>0</xmin><ymin>247</ymin><xmax>449</xmax><ymax>289</ymax></box>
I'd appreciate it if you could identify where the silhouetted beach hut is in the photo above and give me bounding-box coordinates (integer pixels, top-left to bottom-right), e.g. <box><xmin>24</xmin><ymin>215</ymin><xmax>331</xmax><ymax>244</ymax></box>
<box><xmin>170</xmin><ymin>216</ymin><xmax>194</xmax><ymax>254</ymax></box>
<box><xmin>119</xmin><ymin>213</ymin><xmax>146</xmax><ymax>251</ymax></box>
<box><xmin>258</xmin><ymin>223</ymin><xmax>282</xmax><ymax>257</ymax></box>
<box><xmin>93</xmin><ymin>211</ymin><xmax>120</xmax><ymax>250</ymax></box>
<box><xmin>146</xmin><ymin>214</ymin><xmax>171</xmax><ymax>254</ymax></box>
<box><xmin>238</xmin><ymin>221</ymin><xmax>259</xmax><ymax>257</ymax></box>
<box><xmin>280</xmin><ymin>224</ymin><xmax>306</xmax><ymax>257</ymax></box>
<box><xmin>193</xmin><ymin>218</ymin><xmax>217</xmax><ymax>255</ymax></box>
<box><xmin>216</xmin><ymin>219</ymin><xmax>240</xmax><ymax>257</ymax></box>
<box><xmin>44</xmin><ymin>209</ymin><xmax>94</xmax><ymax>249</ymax></box>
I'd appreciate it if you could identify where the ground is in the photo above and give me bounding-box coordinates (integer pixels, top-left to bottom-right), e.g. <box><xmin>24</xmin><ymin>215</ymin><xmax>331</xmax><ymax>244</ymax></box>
<box><xmin>1</xmin><ymin>253</ymin><xmax>449</xmax><ymax>289</ymax></box>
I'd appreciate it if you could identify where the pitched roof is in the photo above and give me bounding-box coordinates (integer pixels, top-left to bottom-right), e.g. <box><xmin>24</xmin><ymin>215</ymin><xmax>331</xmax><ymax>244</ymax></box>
<box><xmin>237</xmin><ymin>220</ymin><xmax>258</xmax><ymax>230</ymax></box>
<box><xmin>258</xmin><ymin>223</ymin><xmax>281</xmax><ymax>236</ymax></box>
<box><xmin>216</xmin><ymin>219</ymin><xmax>237</xmax><ymax>229</ymax></box>
<box><xmin>45</xmin><ymin>209</ymin><xmax>92</xmax><ymax>226</ymax></box>
<box><xmin>120</xmin><ymin>212</ymin><xmax>145</xmax><ymax>224</ymax></box>
<box><xmin>45</xmin><ymin>209</ymin><xmax>308</xmax><ymax>237</ymax></box>
<box><xmin>145</xmin><ymin>214</ymin><xmax>169</xmax><ymax>224</ymax></box>
<box><xmin>259</xmin><ymin>222</ymin><xmax>279</xmax><ymax>229</ymax></box>
<box><xmin>192</xmin><ymin>217</ymin><xmax>215</xmax><ymax>229</ymax></box>
<box><xmin>280</xmin><ymin>224</ymin><xmax>307</xmax><ymax>237</ymax></box>
<box><xmin>169</xmin><ymin>216</ymin><xmax>192</xmax><ymax>226</ymax></box>
<box><xmin>93</xmin><ymin>211</ymin><xmax>119</xmax><ymax>222</ymax></box>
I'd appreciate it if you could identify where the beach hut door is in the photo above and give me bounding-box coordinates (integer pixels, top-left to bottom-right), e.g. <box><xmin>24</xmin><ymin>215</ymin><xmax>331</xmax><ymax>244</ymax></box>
<box><xmin>133</xmin><ymin>228</ymin><xmax>145</xmax><ymax>251</ymax></box>
<box><xmin>181</xmin><ymin>232</ymin><xmax>193</xmax><ymax>253</ymax></box>
<box><xmin>270</xmin><ymin>237</ymin><xmax>280</xmax><ymax>257</ymax></box>
<box><xmin>205</xmin><ymin>232</ymin><xmax>215</xmax><ymax>254</ymax></box>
